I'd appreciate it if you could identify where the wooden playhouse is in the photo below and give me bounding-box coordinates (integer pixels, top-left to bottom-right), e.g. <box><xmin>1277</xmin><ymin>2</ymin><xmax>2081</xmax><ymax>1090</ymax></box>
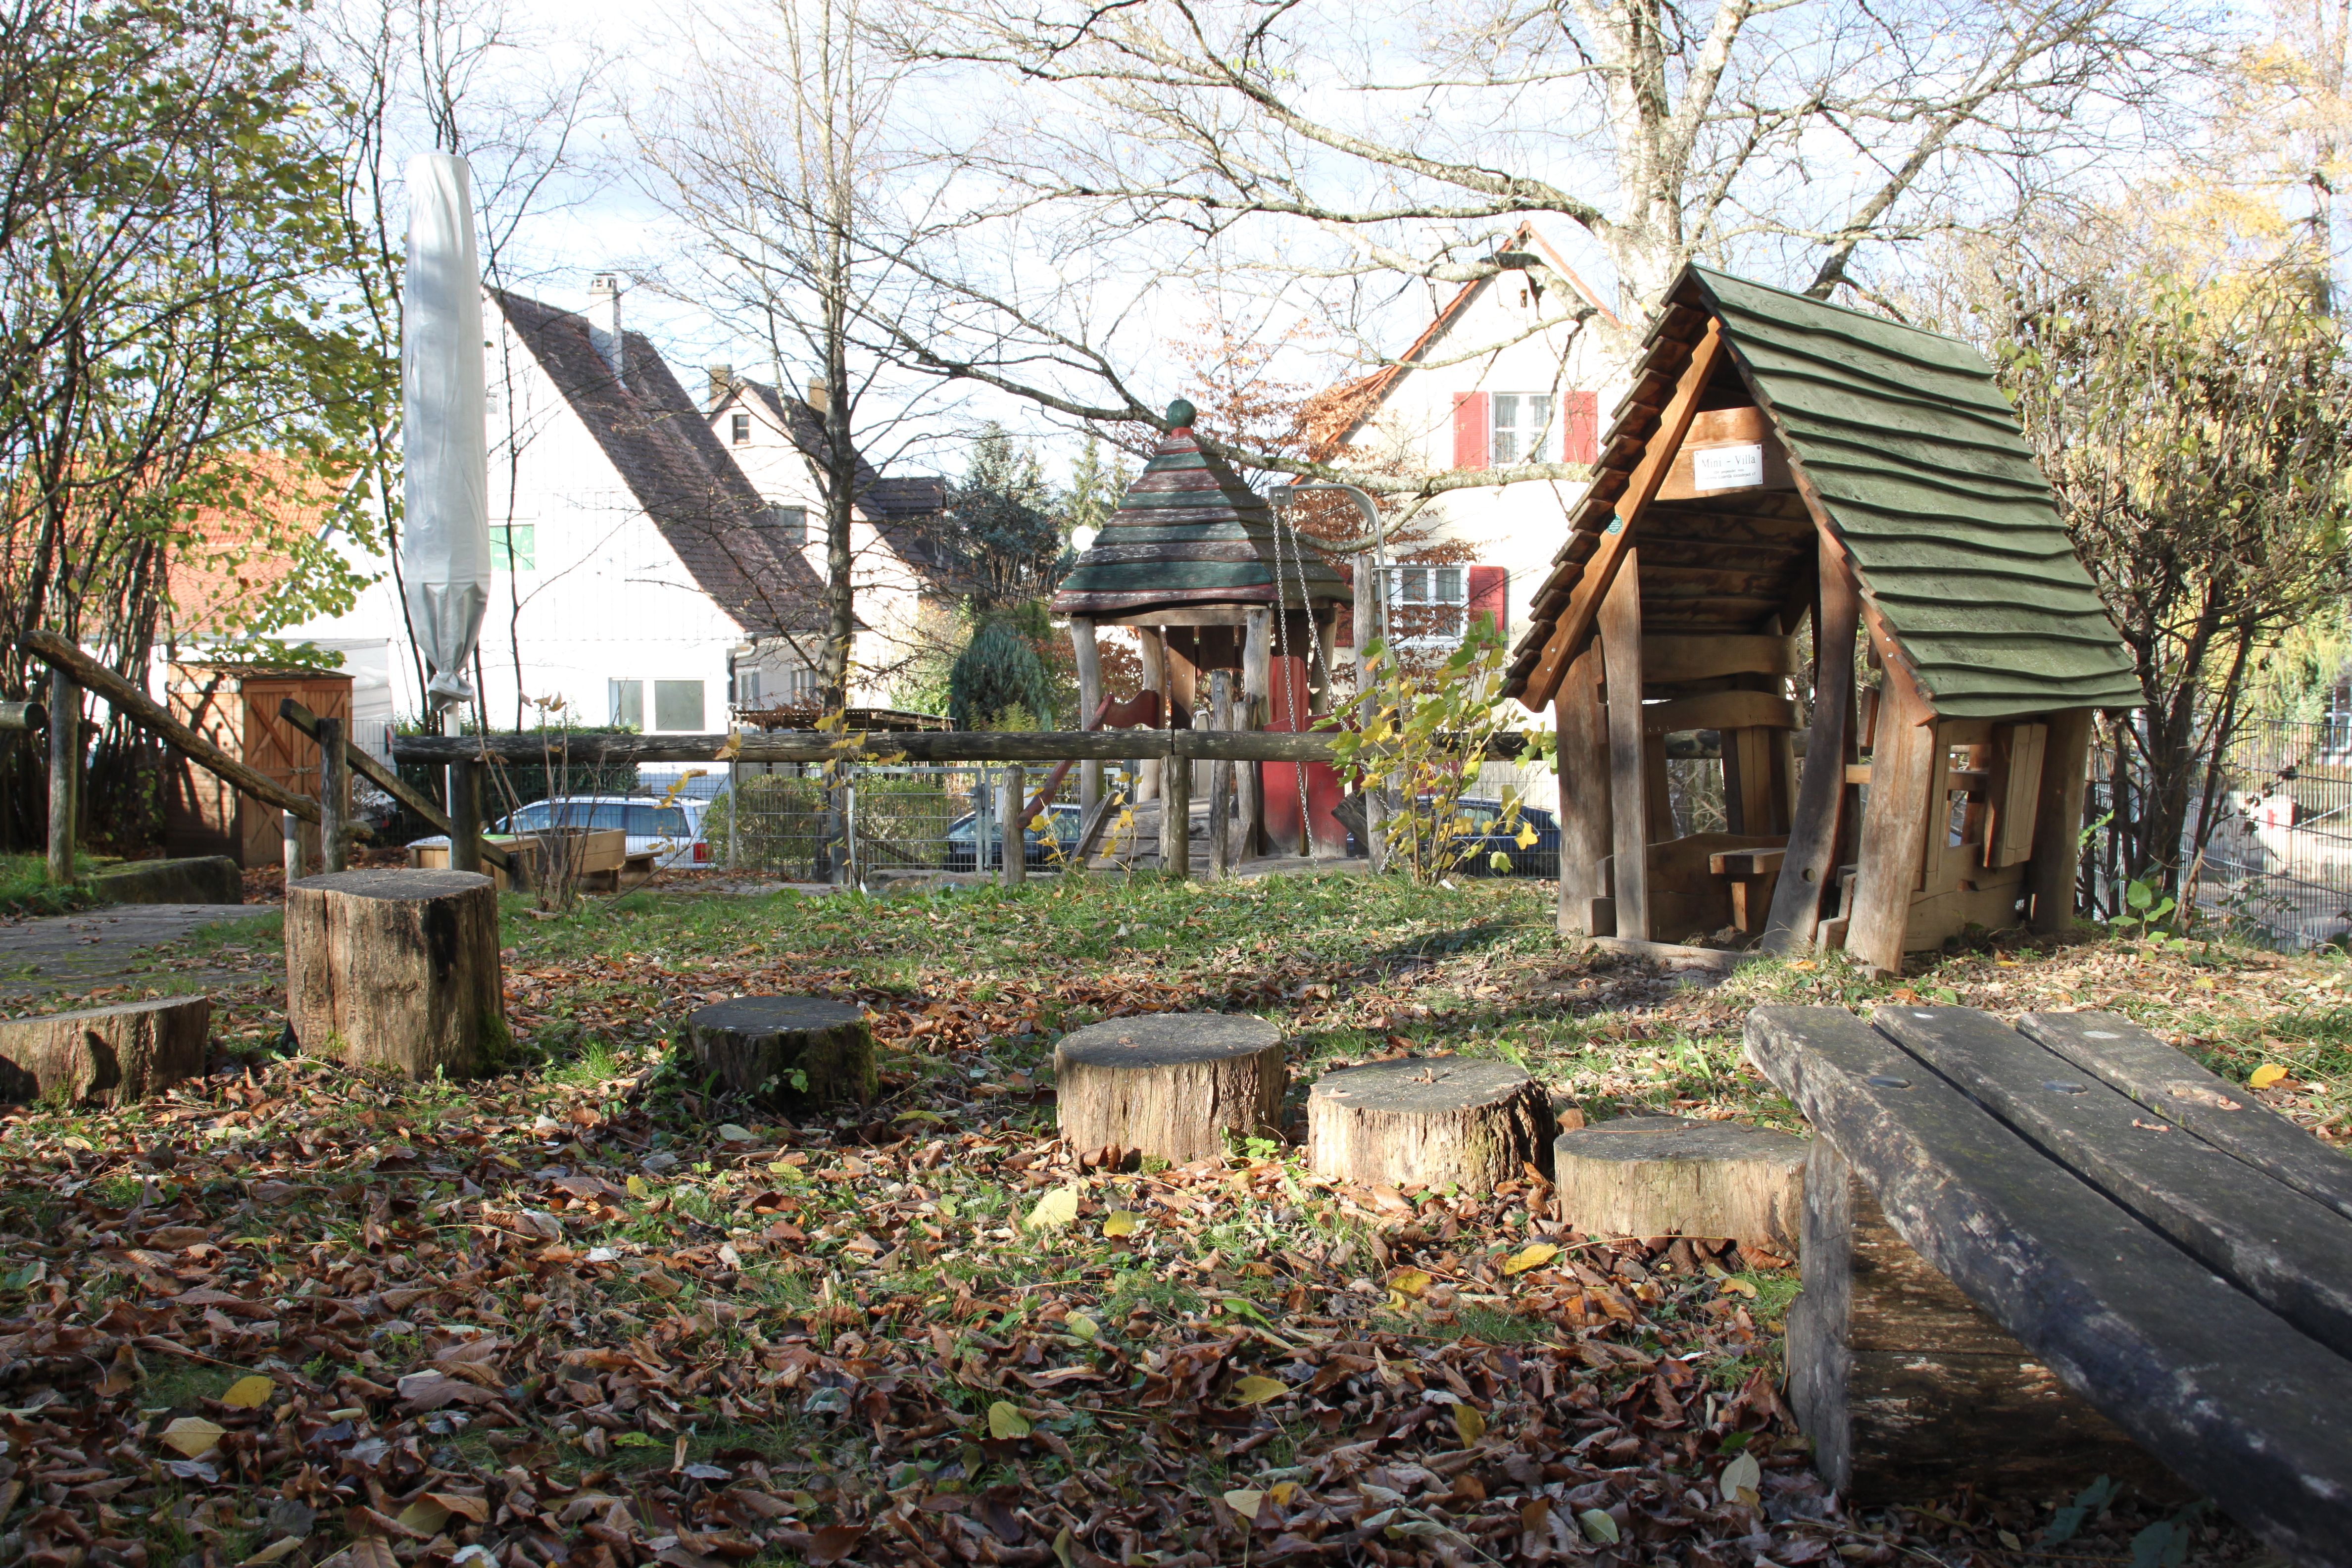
<box><xmin>1053</xmin><ymin>400</ymin><xmax>1354</xmax><ymax>856</ymax></box>
<box><xmin>1505</xmin><ymin>267</ymin><xmax>2139</xmax><ymax>974</ymax></box>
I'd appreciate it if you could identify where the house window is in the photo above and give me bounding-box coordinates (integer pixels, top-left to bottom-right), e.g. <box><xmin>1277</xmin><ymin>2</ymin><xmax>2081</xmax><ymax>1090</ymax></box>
<box><xmin>654</xmin><ymin>679</ymin><xmax>705</xmax><ymax>731</ymax></box>
<box><xmin>1490</xmin><ymin>393</ymin><xmax>1555</xmax><ymax>465</ymax></box>
<box><xmin>490</xmin><ymin>523</ymin><xmax>535</xmax><ymax>571</ymax></box>
<box><xmin>789</xmin><ymin>668</ymin><xmax>819</xmax><ymax>702</ymax></box>
<box><xmin>1383</xmin><ymin>564</ymin><xmax>1508</xmax><ymax>646</ymax></box>
<box><xmin>731</xmin><ymin>412</ymin><xmax>751</xmax><ymax>445</ymax></box>
<box><xmin>610</xmin><ymin>679</ymin><xmax>643</xmax><ymax>729</ymax></box>
<box><xmin>771</xmin><ymin>504</ymin><xmax>807</xmax><ymax>545</ymax></box>
<box><xmin>735</xmin><ymin>668</ymin><xmax>762</xmax><ymax>707</ymax></box>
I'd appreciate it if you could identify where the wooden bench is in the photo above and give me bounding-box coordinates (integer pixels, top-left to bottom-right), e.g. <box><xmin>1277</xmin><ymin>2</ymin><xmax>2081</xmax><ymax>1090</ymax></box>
<box><xmin>1745</xmin><ymin>1005</ymin><xmax>2352</xmax><ymax>1564</ymax></box>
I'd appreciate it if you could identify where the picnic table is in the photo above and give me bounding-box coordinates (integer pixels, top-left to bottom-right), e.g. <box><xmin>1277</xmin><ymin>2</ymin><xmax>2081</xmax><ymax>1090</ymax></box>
<box><xmin>1744</xmin><ymin>1005</ymin><xmax>2352</xmax><ymax>1565</ymax></box>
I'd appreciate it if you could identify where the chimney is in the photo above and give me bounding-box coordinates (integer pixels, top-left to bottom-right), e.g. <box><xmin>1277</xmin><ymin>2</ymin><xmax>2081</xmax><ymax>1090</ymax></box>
<box><xmin>706</xmin><ymin>363</ymin><xmax>733</xmax><ymax>411</ymax></box>
<box><xmin>586</xmin><ymin>274</ymin><xmax>623</xmax><ymax>381</ymax></box>
<box><xmin>805</xmin><ymin>377</ymin><xmax>829</xmax><ymax>414</ymax></box>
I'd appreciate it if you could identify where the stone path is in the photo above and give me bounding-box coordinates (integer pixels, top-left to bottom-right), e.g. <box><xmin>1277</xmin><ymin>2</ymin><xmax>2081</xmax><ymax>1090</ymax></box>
<box><xmin>0</xmin><ymin>901</ymin><xmax>280</xmax><ymax>1004</ymax></box>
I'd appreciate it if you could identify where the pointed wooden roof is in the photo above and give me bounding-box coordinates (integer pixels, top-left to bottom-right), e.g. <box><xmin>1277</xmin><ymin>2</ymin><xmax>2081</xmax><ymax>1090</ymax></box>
<box><xmin>1052</xmin><ymin>401</ymin><xmax>1347</xmax><ymax>619</ymax></box>
<box><xmin>1505</xmin><ymin>266</ymin><xmax>2138</xmax><ymax>720</ymax></box>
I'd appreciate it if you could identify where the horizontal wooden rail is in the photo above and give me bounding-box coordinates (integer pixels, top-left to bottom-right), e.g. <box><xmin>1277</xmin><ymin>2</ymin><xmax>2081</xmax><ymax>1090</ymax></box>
<box><xmin>388</xmin><ymin>728</ymin><xmax>1547</xmax><ymax>767</ymax></box>
<box><xmin>0</xmin><ymin>701</ymin><xmax>46</xmax><ymax>732</ymax></box>
<box><xmin>21</xmin><ymin>630</ymin><xmax>320</xmax><ymax>823</ymax></box>
<box><xmin>279</xmin><ymin>699</ymin><xmax>513</xmax><ymax>873</ymax></box>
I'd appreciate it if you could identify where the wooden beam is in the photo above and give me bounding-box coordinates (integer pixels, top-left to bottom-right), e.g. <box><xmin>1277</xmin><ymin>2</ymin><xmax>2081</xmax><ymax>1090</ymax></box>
<box><xmin>1640</xmin><ymin>634</ymin><xmax>1801</xmax><ymax>685</ymax></box>
<box><xmin>1519</xmin><ymin>319</ymin><xmax>1731</xmax><ymax>710</ymax></box>
<box><xmin>1641</xmin><ymin>690</ymin><xmax>1800</xmax><ymax>735</ymax></box>
<box><xmin>1601</xmin><ymin>558</ymin><xmax>1650</xmax><ymax>940</ymax></box>
<box><xmin>21</xmin><ymin>628</ymin><xmax>319</xmax><ymax>824</ymax></box>
<box><xmin>1991</xmin><ymin>722</ymin><xmax>2047</xmax><ymax>869</ymax></box>
<box><xmin>1555</xmin><ymin>645</ymin><xmax>1612</xmax><ymax>937</ymax></box>
<box><xmin>1762</xmin><ymin>536</ymin><xmax>1861</xmax><ymax>954</ymax></box>
<box><xmin>1069</xmin><ymin>617</ymin><xmax>1104</xmax><ymax>822</ymax></box>
<box><xmin>280</xmin><ymin>698</ymin><xmax>514</xmax><ymax>873</ymax></box>
<box><xmin>1844</xmin><ymin>632</ymin><xmax>1940</xmax><ymax>977</ymax></box>
<box><xmin>2027</xmin><ymin>709</ymin><xmax>2095</xmax><ymax>934</ymax></box>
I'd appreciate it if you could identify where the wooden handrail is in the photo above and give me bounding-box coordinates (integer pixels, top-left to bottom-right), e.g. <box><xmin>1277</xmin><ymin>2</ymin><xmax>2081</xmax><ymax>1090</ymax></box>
<box><xmin>279</xmin><ymin>699</ymin><xmax>513</xmax><ymax>873</ymax></box>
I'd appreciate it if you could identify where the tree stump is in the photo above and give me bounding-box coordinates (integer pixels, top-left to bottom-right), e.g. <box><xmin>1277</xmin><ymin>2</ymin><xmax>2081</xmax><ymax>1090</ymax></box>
<box><xmin>284</xmin><ymin>869</ymin><xmax>505</xmax><ymax>1079</ymax></box>
<box><xmin>1308</xmin><ymin>1055</ymin><xmax>1550</xmax><ymax>1192</ymax></box>
<box><xmin>681</xmin><ymin>996</ymin><xmax>876</xmax><ymax>1110</ymax></box>
<box><xmin>1554</xmin><ymin>1116</ymin><xmax>1807</xmax><ymax>1251</ymax></box>
<box><xmin>0</xmin><ymin>995</ymin><xmax>210</xmax><ymax>1105</ymax></box>
<box><xmin>1055</xmin><ymin>1013</ymin><xmax>1284</xmax><ymax>1163</ymax></box>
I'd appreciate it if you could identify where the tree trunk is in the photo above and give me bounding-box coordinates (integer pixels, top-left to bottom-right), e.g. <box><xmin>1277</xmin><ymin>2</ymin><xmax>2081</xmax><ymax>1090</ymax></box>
<box><xmin>1553</xmin><ymin>1115</ymin><xmax>1808</xmax><ymax>1251</ymax></box>
<box><xmin>681</xmin><ymin>995</ymin><xmax>875</xmax><ymax>1111</ymax></box>
<box><xmin>0</xmin><ymin>995</ymin><xmax>209</xmax><ymax>1105</ymax></box>
<box><xmin>284</xmin><ymin>869</ymin><xmax>506</xmax><ymax>1078</ymax></box>
<box><xmin>1055</xmin><ymin>1012</ymin><xmax>1285</xmax><ymax>1164</ymax></box>
<box><xmin>1308</xmin><ymin>1055</ymin><xmax>1550</xmax><ymax>1192</ymax></box>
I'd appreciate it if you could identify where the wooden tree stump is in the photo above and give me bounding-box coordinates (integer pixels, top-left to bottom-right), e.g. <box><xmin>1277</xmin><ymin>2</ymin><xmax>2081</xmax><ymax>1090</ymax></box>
<box><xmin>681</xmin><ymin>996</ymin><xmax>876</xmax><ymax>1110</ymax></box>
<box><xmin>1554</xmin><ymin>1115</ymin><xmax>1808</xmax><ymax>1251</ymax></box>
<box><xmin>0</xmin><ymin>995</ymin><xmax>209</xmax><ymax>1105</ymax></box>
<box><xmin>1055</xmin><ymin>1013</ymin><xmax>1284</xmax><ymax>1163</ymax></box>
<box><xmin>285</xmin><ymin>869</ymin><xmax>505</xmax><ymax>1079</ymax></box>
<box><xmin>1308</xmin><ymin>1055</ymin><xmax>1550</xmax><ymax>1192</ymax></box>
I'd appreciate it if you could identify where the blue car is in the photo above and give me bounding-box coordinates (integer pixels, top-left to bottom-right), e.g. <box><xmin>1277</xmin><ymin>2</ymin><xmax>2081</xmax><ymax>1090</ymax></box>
<box><xmin>1446</xmin><ymin>797</ymin><xmax>1561</xmax><ymax>877</ymax></box>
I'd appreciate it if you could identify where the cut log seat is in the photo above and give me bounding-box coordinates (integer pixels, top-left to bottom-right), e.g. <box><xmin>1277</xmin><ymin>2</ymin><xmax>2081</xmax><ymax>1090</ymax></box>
<box><xmin>1745</xmin><ymin>1004</ymin><xmax>2352</xmax><ymax>1566</ymax></box>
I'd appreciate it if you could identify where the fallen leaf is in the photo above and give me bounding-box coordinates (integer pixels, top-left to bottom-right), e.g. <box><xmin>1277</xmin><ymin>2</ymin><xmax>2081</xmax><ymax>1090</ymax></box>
<box><xmin>1503</xmin><ymin>1242</ymin><xmax>1559</xmax><ymax>1275</ymax></box>
<box><xmin>1452</xmin><ymin>1404</ymin><xmax>1486</xmax><ymax>1446</ymax></box>
<box><xmin>805</xmin><ymin>1525</ymin><xmax>866</xmax><ymax>1567</ymax></box>
<box><xmin>1578</xmin><ymin>1508</ymin><xmax>1619</xmax><ymax>1545</ymax></box>
<box><xmin>1718</xmin><ymin>1276</ymin><xmax>1758</xmax><ymax>1298</ymax></box>
<box><xmin>1388</xmin><ymin>1268</ymin><xmax>1432</xmax><ymax>1297</ymax></box>
<box><xmin>1719</xmin><ymin>1450</ymin><xmax>1762</xmax><ymax>1506</ymax></box>
<box><xmin>987</xmin><ymin>1400</ymin><xmax>1032</xmax><ymax>1439</ymax></box>
<box><xmin>1025</xmin><ymin>1184</ymin><xmax>1081</xmax><ymax>1230</ymax></box>
<box><xmin>627</xmin><ymin>1175</ymin><xmax>649</xmax><ymax>1197</ymax></box>
<box><xmin>220</xmin><ymin>1374</ymin><xmax>274</xmax><ymax>1409</ymax></box>
<box><xmin>237</xmin><ymin>1540</ymin><xmax>304</xmax><ymax>1568</ymax></box>
<box><xmin>426</xmin><ymin>1492</ymin><xmax>490</xmax><ymax>1523</ymax></box>
<box><xmin>1064</xmin><ymin>1313</ymin><xmax>1099</xmax><ymax>1341</ymax></box>
<box><xmin>1231</xmin><ymin>1375</ymin><xmax>1286</xmax><ymax>1406</ymax></box>
<box><xmin>1223</xmin><ymin>1489</ymin><xmax>1265</xmax><ymax>1519</ymax></box>
<box><xmin>394</xmin><ymin>1498</ymin><xmax>451</xmax><ymax>1535</ymax></box>
<box><xmin>1102</xmin><ymin>1210</ymin><xmax>1140</xmax><ymax>1237</ymax></box>
<box><xmin>160</xmin><ymin>1417</ymin><xmax>224</xmax><ymax>1458</ymax></box>
<box><xmin>2250</xmin><ymin>1064</ymin><xmax>2289</xmax><ymax>1089</ymax></box>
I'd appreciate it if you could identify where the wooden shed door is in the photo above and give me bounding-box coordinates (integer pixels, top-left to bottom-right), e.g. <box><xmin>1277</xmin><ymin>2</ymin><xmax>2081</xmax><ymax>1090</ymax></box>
<box><xmin>236</xmin><ymin>679</ymin><xmax>351</xmax><ymax>868</ymax></box>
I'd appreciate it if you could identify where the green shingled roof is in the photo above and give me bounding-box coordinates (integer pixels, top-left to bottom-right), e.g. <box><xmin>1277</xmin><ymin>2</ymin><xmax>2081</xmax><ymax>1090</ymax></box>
<box><xmin>1689</xmin><ymin>266</ymin><xmax>2139</xmax><ymax>720</ymax></box>
<box><xmin>1052</xmin><ymin>410</ymin><xmax>1347</xmax><ymax>618</ymax></box>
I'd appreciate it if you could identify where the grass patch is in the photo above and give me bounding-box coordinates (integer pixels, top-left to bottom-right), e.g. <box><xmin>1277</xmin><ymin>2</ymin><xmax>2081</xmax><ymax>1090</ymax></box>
<box><xmin>0</xmin><ymin>851</ymin><xmax>100</xmax><ymax>917</ymax></box>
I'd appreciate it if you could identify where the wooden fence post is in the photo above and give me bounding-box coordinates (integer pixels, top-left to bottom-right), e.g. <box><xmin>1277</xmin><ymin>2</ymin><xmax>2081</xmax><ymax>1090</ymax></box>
<box><xmin>318</xmin><ymin>715</ymin><xmax>349</xmax><ymax>873</ymax></box>
<box><xmin>1163</xmin><ymin>734</ymin><xmax>1191</xmax><ymax>878</ymax></box>
<box><xmin>45</xmin><ymin>664</ymin><xmax>75</xmax><ymax>884</ymax></box>
<box><xmin>1000</xmin><ymin>765</ymin><xmax>1025</xmax><ymax>888</ymax></box>
<box><xmin>1209</xmin><ymin>671</ymin><xmax>1233</xmax><ymax>879</ymax></box>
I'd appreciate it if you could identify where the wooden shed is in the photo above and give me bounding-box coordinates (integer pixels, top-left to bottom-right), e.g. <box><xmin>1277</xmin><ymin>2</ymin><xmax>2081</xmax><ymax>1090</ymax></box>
<box><xmin>163</xmin><ymin>662</ymin><xmax>353</xmax><ymax>867</ymax></box>
<box><xmin>1053</xmin><ymin>401</ymin><xmax>1353</xmax><ymax>853</ymax></box>
<box><xmin>1507</xmin><ymin>267</ymin><xmax>2138</xmax><ymax>974</ymax></box>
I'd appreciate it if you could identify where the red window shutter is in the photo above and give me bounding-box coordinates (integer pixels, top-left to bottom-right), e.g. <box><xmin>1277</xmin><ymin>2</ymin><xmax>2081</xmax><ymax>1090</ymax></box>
<box><xmin>1563</xmin><ymin>391</ymin><xmax>1599</xmax><ymax>465</ymax></box>
<box><xmin>1468</xmin><ymin>565</ymin><xmax>1507</xmax><ymax>636</ymax></box>
<box><xmin>1452</xmin><ymin>391</ymin><xmax>1490</xmax><ymax>470</ymax></box>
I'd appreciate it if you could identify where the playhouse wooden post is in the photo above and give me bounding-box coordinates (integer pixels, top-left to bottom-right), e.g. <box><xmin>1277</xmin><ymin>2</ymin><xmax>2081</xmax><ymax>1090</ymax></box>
<box><xmin>2028</xmin><ymin>709</ymin><xmax>2096</xmax><ymax>933</ymax></box>
<box><xmin>1137</xmin><ymin>628</ymin><xmax>1166</xmax><ymax>802</ymax></box>
<box><xmin>1209</xmin><ymin>670</ymin><xmax>1233</xmax><ymax>878</ymax></box>
<box><xmin>1241</xmin><ymin>607</ymin><xmax>1270</xmax><ymax>855</ymax></box>
<box><xmin>1556</xmin><ymin>643</ymin><xmax>1613</xmax><ymax>936</ymax></box>
<box><xmin>1846</xmin><ymin>648</ymin><xmax>1941</xmax><ymax>976</ymax></box>
<box><xmin>1069</xmin><ymin>616</ymin><xmax>1103</xmax><ymax>821</ymax></box>
<box><xmin>1600</xmin><ymin>557</ymin><xmax>1650</xmax><ymax>940</ymax></box>
<box><xmin>1764</xmin><ymin>538</ymin><xmax>1862</xmax><ymax>953</ymax></box>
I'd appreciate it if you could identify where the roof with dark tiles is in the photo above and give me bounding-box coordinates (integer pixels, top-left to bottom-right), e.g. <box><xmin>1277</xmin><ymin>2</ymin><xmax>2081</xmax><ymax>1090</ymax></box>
<box><xmin>492</xmin><ymin>291</ymin><xmax>826</xmax><ymax>637</ymax></box>
<box><xmin>725</xmin><ymin>381</ymin><xmax>952</xmax><ymax>578</ymax></box>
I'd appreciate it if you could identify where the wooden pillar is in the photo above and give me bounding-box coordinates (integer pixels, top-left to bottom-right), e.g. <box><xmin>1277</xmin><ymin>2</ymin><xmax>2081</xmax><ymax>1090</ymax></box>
<box><xmin>999</xmin><ymin>765</ymin><xmax>1025</xmax><ymax>887</ymax></box>
<box><xmin>2027</xmin><ymin>709</ymin><xmax>2096</xmax><ymax>934</ymax></box>
<box><xmin>1846</xmin><ymin>637</ymin><xmax>1940</xmax><ymax>977</ymax></box>
<box><xmin>1556</xmin><ymin>643</ymin><xmax>1613</xmax><ymax>935</ymax></box>
<box><xmin>1241</xmin><ymin>608</ymin><xmax>1270</xmax><ymax>856</ymax></box>
<box><xmin>447</xmin><ymin>757</ymin><xmax>483</xmax><ymax>875</ymax></box>
<box><xmin>1209</xmin><ymin>670</ymin><xmax>1233</xmax><ymax>879</ymax></box>
<box><xmin>1599</xmin><ymin>558</ymin><xmax>1650</xmax><ymax>940</ymax></box>
<box><xmin>1309</xmin><ymin>612</ymin><xmax>1336</xmax><ymax>716</ymax></box>
<box><xmin>45</xmin><ymin>665</ymin><xmax>75</xmax><ymax>884</ymax></box>
<box><xmin>1162</xmin><ymin>729</ymin><xmax>1191</xmax><ymax>878</ymax></box>
<box><xmin>1138</xmin><ymin>628</ymin><xmax>1166</xmax><ymax>802</ymax></box>
<box><xmin>318</xmin><ymin>715</ymin><xmax>350</xmax><ymax>873</ymax></box>
<box><xmin>1764</xmin><ymin>537</ymin><xmax>1861</xmax><ymax>953</ymax></box>
<box><xmin>1069</xmin><ymin>616</ymin><xmax>1103</xmax><ymax>821</ymax></box>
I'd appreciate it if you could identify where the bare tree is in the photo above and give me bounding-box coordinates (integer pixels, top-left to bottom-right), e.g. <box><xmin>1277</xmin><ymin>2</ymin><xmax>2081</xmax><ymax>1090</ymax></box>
<box><xmin>863</xmin><ymin>0</ymin><xmax>2208</xmax><ymax>493</ymax></box>
<box><xmin>645</xmin><ymin>0</ymin><xmax>943</xmax><ymax>709</ymax></box>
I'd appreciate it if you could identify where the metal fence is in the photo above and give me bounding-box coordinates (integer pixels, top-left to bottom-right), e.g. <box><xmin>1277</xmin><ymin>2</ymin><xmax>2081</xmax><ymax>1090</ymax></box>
<box><xmin>2152</xmin><ymin>718</ymin><xmax>2352</xmax><ymax>950</ymax></box>
<box><xmin>696</xmin><ymin>762</ymin><xmax>1060</xmax><ymax>882</ymax></box>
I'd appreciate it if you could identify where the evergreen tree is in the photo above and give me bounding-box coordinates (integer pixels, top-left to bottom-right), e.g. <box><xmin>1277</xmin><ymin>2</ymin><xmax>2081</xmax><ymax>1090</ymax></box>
<box><xmin>945</xmin><ymin>424</ymin><xmax>1060</xmax><ymax>611</ymax></box>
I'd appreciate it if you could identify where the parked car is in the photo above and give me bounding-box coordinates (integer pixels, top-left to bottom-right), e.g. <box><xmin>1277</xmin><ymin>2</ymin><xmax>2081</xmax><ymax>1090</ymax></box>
<box><xmin>944</xmin><ymin>802</ymin><xmax>1084</xmax><ymax>871</ymax></box>
<box><xmin>1349</xmin><ymin>796</ymin><xmax>1560</xmax><ymax>877</ymax></box>
<box><xmin>412</xmin><ymin>793</ymin><xmax>713</xmax><ymax>869</ymax></box>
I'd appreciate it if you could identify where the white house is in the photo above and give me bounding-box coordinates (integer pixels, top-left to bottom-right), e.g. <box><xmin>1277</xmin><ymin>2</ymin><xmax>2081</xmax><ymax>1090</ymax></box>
<box><xmin>265</xmin><ymin>277</ymin><xmax>837</xmax><ymax>744</ymax></box>
<box><xmin>703</xmin><ymin>373</ymin><xmax>949</xmax><ymax>710</ymax></box>
<box><xmin>1315</xmin><ymin>227</ymin><xmax>1625</xmax><ymax>676</ymax></box>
